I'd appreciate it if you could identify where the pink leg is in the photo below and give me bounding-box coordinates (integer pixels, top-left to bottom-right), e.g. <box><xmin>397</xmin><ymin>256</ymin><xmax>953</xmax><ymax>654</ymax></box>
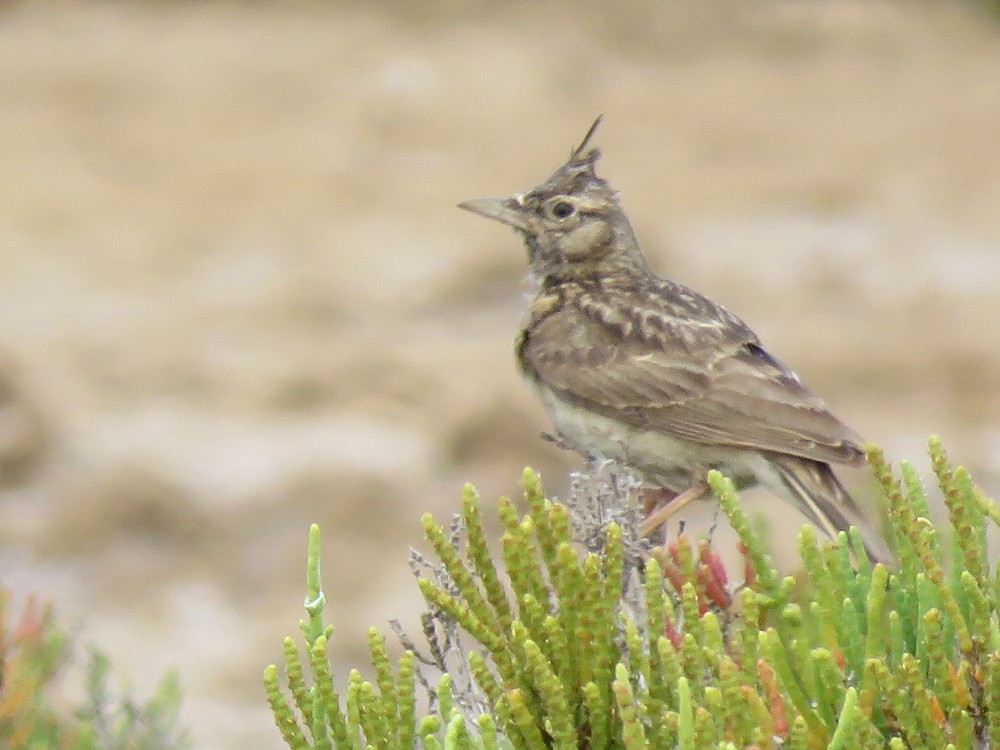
<box><xmin>641</xmin><ymin>487</ymin><xmax>678</xmax><ymax>516</ymax></box>
<box><xmin>639</xmin><ymin>482</ymin><xmax>710</xmax><ymax>537</ymax></box>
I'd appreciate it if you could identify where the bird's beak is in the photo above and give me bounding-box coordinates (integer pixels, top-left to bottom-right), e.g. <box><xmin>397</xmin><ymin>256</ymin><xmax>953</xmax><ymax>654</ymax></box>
<box><xmin>457</xmin><ymin>196</ymin><xmax>531</xmax><ymax>232</ymax></box>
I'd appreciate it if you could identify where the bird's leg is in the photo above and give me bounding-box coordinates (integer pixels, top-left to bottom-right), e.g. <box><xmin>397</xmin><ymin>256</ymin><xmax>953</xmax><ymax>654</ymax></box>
<box><xmin>640</xmin><ymin>487</ymin><xmax>678</xmax><ymax>544</ymax></box>
<box><xmin>641</xmin><ymin>487</ymin><xmax>677</xmax><ymax>516</ymax></box>
<box><xmin>639</xmin><ymin>481</ymin><xmax>710</xmax><ymax>537</ymax></box>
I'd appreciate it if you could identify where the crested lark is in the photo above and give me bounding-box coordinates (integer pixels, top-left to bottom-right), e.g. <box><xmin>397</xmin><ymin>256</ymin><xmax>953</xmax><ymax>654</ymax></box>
<box><xmin>459</xmin><ymin>119</ymin><xmax>889</xmax><ymax>562</ymax></box>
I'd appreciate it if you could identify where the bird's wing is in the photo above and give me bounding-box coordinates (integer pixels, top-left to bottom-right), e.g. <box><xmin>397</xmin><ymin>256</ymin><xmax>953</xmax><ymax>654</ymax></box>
<box><xmin>521</xmin><ymin>297</ymin><xmax>864</xmax><ymax>466</ymax></box>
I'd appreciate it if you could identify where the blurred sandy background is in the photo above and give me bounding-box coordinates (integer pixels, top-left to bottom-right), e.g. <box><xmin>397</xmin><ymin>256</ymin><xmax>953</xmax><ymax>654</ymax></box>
<box><xmin>1</xmin><ymin>0</ymin><xmax>999</xmax><ymax>746</ymax></box>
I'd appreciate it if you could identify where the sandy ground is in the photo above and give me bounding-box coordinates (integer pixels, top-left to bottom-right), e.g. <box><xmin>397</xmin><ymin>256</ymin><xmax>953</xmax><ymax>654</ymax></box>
<box><xmin>1</xmin><ymin>1</ymin><xmax>999</xmax><ymax>747</ymax></box>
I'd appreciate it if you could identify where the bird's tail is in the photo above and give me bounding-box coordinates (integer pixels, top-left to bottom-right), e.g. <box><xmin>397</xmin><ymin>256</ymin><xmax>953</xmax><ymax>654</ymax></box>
<box><xmin>769</xmin><ymin>455</ymin><xmax>893</xmax><ymax>565</ymax></box>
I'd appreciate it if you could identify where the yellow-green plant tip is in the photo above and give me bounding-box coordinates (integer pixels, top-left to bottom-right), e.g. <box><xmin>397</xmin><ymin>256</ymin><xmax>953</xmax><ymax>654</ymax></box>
<box><xmin>700</xmin><ymin>611</ymin><xmax>724</xmax><ymax>657</ymax></box>
<box><xmin>978</xmin><ymin>491</ymin><xmax>1000</xmax><ymax>529</ymax></box>
<box><xmin>281</xmin><ymin>635</ymin><xmax>315</xmax><ymax>730</ymax></box>
<box><xmin>679</xmin><ymin>581</ymin><xmax>702</xmax><ymax>642</ymax></box>
<box><xmin>581</xmin><ymin>681</ymin><xmax>611</xmax><ymax>750</ymax></box>
<box><xmin>357</xmin><ymin>679</ymin><xmax>388</xmax><ymax>749</ymax></box>
<box><xmin>345</xmin><ymin>669</ymin><xmax>364</xmax><ymax>740</ymax></box>
<box><xmin>265</xmin><ymin>664</ymin><xmax>310</xmax><ymax>750</ymax></box>
<box><xmin>467</xmin><ymin>651</ymin><xmax>503</xmax><ymax>715</ymax></box>
<box><xmin>420</xmin><ymin>715</ymin><xmax>442</xmax><ymax>734</ymax></box>
<box><xmin>422</xmin><ymin>508</ymin><xmax>503</xmax><ymax>647</ymax></box>
<box><xmin>396</xmin><ymin>651</ymin><xmax>416</xmax><ymax>750</ymax></box>
<box><xmin>419</xmin><ymin>715</ymin><xmax>443</xmax><ymax>750</ymax></box>
<box><xmin>679</xmin><ymin>631</ymin><xmax>707</xmax><ymax>694</ymax></box>
<box><xmin>859</xmin><ymin>659</ymin><xmax>880</xmax><ymax>720</ymax></box>
<box><xmin>463</xmin><ymin>488</ymin><xmax>516</xmax><ymax>643</ymax></box>
<box><xmin>310</xmin><ymin>636</ymin><xmax>355</xmax><ymax>750</ymax></box>
<box><xmin>674</xmin><ymin>535</ymin><xmax>696</xmax><ymax>590</ymax></box>
<box><xmin>501</xmin><ymin>519</ymin><xmax>548</xmax><ymax>611</ymax></box>
<box><xmin>703</xmin><ymin>684</ymin><xmax>722</xmax><ymax>710</ymax></box>
<box><xmin>614</xmin><ymin>661</ymin><xmax>630</xmax><ymax>682</ymax></box>
<box><xmin>810</xmin><ymin>647</ymin><xmax>844</xmax><ymax>727</ymax></box>
<box><xmin>644</xmin><ymin>554</ymin><xmax>663</xmax><ymax>581</ymax></box>
<box><xmin>507</xmin><ymin>688</ymin><xmax>548</xmax><ymax>750</ymax></box>
<box><xmin>576</xmin><ymin>555</ymin><xmax>613</xmax><ymax>689</ymax></box>
<box><xmin>901</xmin><ymin>461</ymin><xmax>934</xmax><ymax>532</ymax></box>
<box><xmin>651</xmin><ymin>627</ymin><xmax>682</xmax><ymax>701</ymax></box>
<box><xmin>420</xmin><ymin>578</ymin><xmax>500</xmax><ymax>653</ymax></box>
<box><xmin>787</xmin><ymin>714</ymin><xmax>808</xmax><ymax>750</ymax></box>
<box><xmin>612</xmin><ymin>664</ymin><xmax>647</xmax><ymax>750</ymax></box>
<box><xmin>715</xmin><ymin>657</ymin><xmax>743</xmax><ymax>740</ymax></box>
<box><xmin>863</xmin><ymin>564</ymin><xmax>888</xmax><ymax>664</ymax></box>
<box><xmin>476</xmin><ymin>714</ymin><xmax>499</xmax><ymax>750</ymax></box>
<box><xmin>497</xmin><ymin>496</ymin><xmax>519</xmax><ymax>528</ymax></box>
<box><xmin>515</xmin><ymin>593</ymin><xmax>547</xmax><ymax>655</ymax></box>
<box><xmin>605</xmin><ymin>521</ymin><xmax>622</xmax><ymax>542</ymax></box>
<box><xmin>507</xmin><ymin>624</ymin><xmax>544</xmax><ymax>718</ymax></box>
<box><xmin>735</xmin><ymin>675</ymin><xmax>773</xmax><ymax>743</ymax></box>
<box><xmin>436</xmin><ymin>672</ymin><xmax>454</xmax><ymax>722</ymax></box>
<box><xmin>547</xmin><ymin>502</ymin><xmax>573</xmax><ymax>548</ymax></box>
<box><xmin>847</xmin><ymin>527</ymin><xmax>872</xmax><ymax>577</ymax></box>
<box><xmin>602</xmin><ymin>529</ymin><xmax>624</xmax><ymax>600</ymax></box>
<box><xmin>694</xmin><ymin>704</ymin><xmax>718</xmax><ymax>748</ymax></box>
<box><xmin>461</xmin><ymin>486</ymin><xmax>481</xmax><ymax>523</ymax></box>
<box><xmin>797</xmin><ymin>524</ymin><xmax>825</xmax><ymax>586</ymax></box>
<box><xmin>886</xmin><ymin>607</ymin><xmax>907</xmax><ymax>670</ymax></box>
<box><xmin>947</xmin><ymin>466</ymin><xmax>988</xmax><ymax>589</ymax></box>
<box><xmin>521</xmin><ymin>467</ymin><xmax>550</xmax><ymax>521</ymax></box>
<box><xmin>521</xmin><ymin>466</ymin><xmax>540</xmax><ymax>490</ymax></box>
<box><xmin>898</xmin><ymin>653</ymin><xmax>948</xmax><ymax>748</ymax></box>
<box><xmin>367</xmin><ymin>628</ymin><xmax>397</xmax><ymax>726</ymax></box>
<box><xmin>551</xmin><ymin>542</ymin><xmax>584</xmax><ymax>684</ymax></box>
<box><xmin>541</xmin><ymin>614</ymin><xmax>573</xmax><ymax>699</ymax></box>
<box><xmin>897</xmin><ymin>490</ymin><xmax>974</xmax><ymax>657</ymax></box>
<box><xmin>676</xmin><ymin>676</ymin><xmax>695</xmax><ymax>750</ymax></box>
<box><xmin>524</xmin><ymin>468</ymin><xmax>560</xmax><ymax>576</ymax></box>
<box><xmin>920</xmin><ymin>609</ymin><xmax>953</xmax><ymax>715</ymax></box>
<box><xmin>443</xmin><ymin>712</ymin><xmax>470</xmax><ymax>750</ymax></box>
<box><xmin>827</xmin><ymin>687</ymin><xmax>859</xmax><ymax>750</ymax></box>
<box><xmin>782</xmin><ymin>602</ymin><xmax>804</xmax><ymax>628</ymax></box>
<box><xmin>522</xmin><ymin>639</ymin><xmax>574</xmax><ymax>750</ymax></box>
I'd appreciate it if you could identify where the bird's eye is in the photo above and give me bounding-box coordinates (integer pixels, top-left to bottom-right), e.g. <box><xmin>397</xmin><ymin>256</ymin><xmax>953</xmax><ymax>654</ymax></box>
<box><xmin>551</xmin><ymin>201</ymin><xmax>575</xmax><ymax>219</ymax></box>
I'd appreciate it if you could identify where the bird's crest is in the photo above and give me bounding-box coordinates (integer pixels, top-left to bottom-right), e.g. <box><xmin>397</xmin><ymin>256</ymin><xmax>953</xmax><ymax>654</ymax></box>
<box><xmin>569</xmin><ymin>115</ymin><xmax>602</xmax><ymax>164</ymax></box>
<box><xmin>534</xmin><ymin>116</ymin><xmax>608</xmax><ymax>199</ymax></box>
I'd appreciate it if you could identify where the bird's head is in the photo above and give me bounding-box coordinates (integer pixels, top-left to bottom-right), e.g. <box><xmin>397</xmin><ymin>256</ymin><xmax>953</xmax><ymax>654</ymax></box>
<box><xmin>459</xmin><ymin>118</ymin><xmax>648</xmax><ymax>285</ymax></box>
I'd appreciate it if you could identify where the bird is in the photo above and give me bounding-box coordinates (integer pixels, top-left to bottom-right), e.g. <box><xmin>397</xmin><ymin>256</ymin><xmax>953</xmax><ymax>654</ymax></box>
<box><xmin>458</xmin><ymin>117</ymin><xmax>890</xmax><ymax>563</ymax></box>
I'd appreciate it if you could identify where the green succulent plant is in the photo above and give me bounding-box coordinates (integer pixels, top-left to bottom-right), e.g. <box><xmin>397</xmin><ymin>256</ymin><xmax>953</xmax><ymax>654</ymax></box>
<box><xmin>265</xmin><ymin>437</ymin><xmax>1000</xmax><ymax>750</ymax></box>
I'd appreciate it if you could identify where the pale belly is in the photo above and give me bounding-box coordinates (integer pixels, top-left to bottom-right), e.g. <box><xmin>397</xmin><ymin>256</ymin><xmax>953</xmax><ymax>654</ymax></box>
<box><xmin>533</xmin><ymin>382</ymin><xmax>777</xmax><ymax>493</ymax></box>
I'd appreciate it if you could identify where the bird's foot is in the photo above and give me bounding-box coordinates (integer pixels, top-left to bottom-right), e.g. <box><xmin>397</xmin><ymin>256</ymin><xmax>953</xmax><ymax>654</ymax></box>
<box><xmin>540</xmin><ymin>430</ymin><xmax>577</xmax><ymax>452</ymax></box>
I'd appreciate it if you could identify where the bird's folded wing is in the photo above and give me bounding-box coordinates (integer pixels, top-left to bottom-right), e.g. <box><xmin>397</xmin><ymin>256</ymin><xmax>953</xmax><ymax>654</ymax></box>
<box><xmin>523</xmin><ymin>317</ymin><xmax>864</xmax><ymax>466</ymax></box>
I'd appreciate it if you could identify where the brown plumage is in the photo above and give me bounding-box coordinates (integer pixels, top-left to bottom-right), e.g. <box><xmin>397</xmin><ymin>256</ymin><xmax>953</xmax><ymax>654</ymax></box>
<box><xmin>459</xmin><ymin>118</ymin><xmax>889</xmax><ymax>562</ymax></box>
